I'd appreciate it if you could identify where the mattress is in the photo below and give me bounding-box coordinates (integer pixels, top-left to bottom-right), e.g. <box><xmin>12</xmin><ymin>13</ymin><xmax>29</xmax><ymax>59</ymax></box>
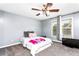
<box><xmin>23</xmin><ymin>37</ymin><xmax>52</xmax><ymax>50</ymax></box>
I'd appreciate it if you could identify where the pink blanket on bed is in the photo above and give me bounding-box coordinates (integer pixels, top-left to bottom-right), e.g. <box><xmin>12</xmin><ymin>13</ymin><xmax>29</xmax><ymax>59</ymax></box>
<box><xmin>29</xmin><ymin>38</ymin><xmax>45</xmax><ymax>44</ymax></box>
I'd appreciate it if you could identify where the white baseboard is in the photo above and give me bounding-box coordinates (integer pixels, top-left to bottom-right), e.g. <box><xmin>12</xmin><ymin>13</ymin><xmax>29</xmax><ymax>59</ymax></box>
<box><xmin>53</xmin><ymin>40</ymin><xmax>62</xmax><ymax>43</ymax></box>
<box><xmin>0</xmin><ymin>42</ymin><xmax>21</xmax><ymax>49</ymax></box>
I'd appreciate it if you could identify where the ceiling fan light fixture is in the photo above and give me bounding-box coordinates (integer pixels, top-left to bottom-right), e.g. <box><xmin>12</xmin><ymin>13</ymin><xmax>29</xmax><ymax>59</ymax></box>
<box><xmin>46</xmin><ymin>11</ymin><xmax>50</xmax><ymax>16</ymax></box>
<box><xmin>32</xmin><ymin>3</ymin><xmax>59</xmax><ymax>16</ymax></box>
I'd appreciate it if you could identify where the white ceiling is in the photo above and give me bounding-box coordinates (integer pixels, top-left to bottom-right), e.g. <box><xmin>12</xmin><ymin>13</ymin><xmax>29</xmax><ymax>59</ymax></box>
<box><xmin>0</xmin><ymin>3</ymin><xmax>79</xmax><ymax>20</ymax></box>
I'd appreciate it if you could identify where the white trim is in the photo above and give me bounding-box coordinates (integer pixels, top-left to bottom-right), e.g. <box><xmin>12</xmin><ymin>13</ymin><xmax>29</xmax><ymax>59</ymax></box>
<box><xmin>0</xmin><ymin>42</ymin><xmax>21</xmax><ymax>49</ymax></box>
<box><xmin>59</xmin><ymin>16</ymin><xmax>62</xmax><ymax>40</ymax></box>
<box><xmin>53</xmin><ymin>40</ymin><xmax>62</xmax><ymax>43</ymax></box>
<box><xmin>72</xmin><ymin>17</ymin><xmax>74</xmax><ymax>38</ymax></box>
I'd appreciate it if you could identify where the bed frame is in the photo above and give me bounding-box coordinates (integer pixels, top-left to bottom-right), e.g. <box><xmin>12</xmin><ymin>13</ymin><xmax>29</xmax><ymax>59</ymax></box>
<box><xmin>23</xmin><ymin>31</ymin><xmax>52</xmax><ymax>56</ymax></box>
<box><xmin>30</xmin><ymin>43</ymin><xmax>51</xmax><ymax>56</ymax></box>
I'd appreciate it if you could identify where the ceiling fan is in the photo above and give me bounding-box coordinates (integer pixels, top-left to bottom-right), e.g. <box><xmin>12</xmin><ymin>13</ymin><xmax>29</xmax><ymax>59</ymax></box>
<box><xmin>32</xmin><ymin>3</ymin><xmax>59</xmax><ymax>16</ymax></box>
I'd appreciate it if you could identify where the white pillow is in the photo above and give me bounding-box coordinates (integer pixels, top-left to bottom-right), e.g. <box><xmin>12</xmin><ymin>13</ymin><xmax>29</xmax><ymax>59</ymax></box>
<box><xmin>29</xmin><ymin>33</ymin><xmax>37</xmax><ymax>38</ymax></box>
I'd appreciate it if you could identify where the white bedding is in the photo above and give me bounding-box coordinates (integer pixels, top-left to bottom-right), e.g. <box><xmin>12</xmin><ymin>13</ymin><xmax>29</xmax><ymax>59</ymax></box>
<box><xmin>22</xmin><ymin>37</ymin><xmax>52</xmax><ymax>56</ymax></box>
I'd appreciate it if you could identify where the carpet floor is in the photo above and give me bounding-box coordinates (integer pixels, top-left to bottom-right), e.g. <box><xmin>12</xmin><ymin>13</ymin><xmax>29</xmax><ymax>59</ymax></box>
<box><xmin>0</xmin><ymin>42</ymin><xmax>79</xmax><ymax>56</ymax></box>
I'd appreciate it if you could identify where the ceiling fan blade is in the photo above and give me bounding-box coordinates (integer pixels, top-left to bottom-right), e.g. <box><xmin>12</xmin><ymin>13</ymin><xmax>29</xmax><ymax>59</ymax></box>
<box><xmin>49</xmin><ymin>9</ymin><xmax>59</xmax><ymax>12</ymax></box>
<box><xmin>36</xmin><ymin>13</ymin><xmax>40</xmax><ymax>16</ymax></box>
<box><xmin>47</xmin><ymin>3</ymin><xmax>53</xmax><ymax>7</ymax></box>
<box><xmin>43</xmin><ymin>3</ymin><xmax>52</xmax><ymax>9</ymax></box>
<box><xmin>32</xmin><ymin>8</ymin><xmax>41</xmax><ymax>11</ymax></box>
<box><xmin>43</xmin><ymin>3</ymin><xmax>53</xmax><ymax>10</ymax></box>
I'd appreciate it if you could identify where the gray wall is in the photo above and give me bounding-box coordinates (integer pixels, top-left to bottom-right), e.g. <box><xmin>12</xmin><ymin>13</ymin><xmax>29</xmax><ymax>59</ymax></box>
<box><xmin>41</xmin><ymin>13</ymin><xmax>79</xmax><ymax>40</ymax></box>
<box><xmin>41</xmin><ymin>17</ymin><xmax>58</xmax><ymax>39</ymax></box>
<box><xmin>0</xmin><ymin>10</ymin><xmax>41</xmax><ymax>47</ymax></box>
<box><xmin>1</xmin><ymin>10</ymin><xmax>79</xmax><ymax>47</ymax></box>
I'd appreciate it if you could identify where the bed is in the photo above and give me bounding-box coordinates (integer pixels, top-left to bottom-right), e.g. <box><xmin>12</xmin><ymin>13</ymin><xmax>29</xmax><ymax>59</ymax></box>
<box><xmin>22</xmin><ymin>31</ymin><xmax>52</xmax><ymax>56</ymax></box>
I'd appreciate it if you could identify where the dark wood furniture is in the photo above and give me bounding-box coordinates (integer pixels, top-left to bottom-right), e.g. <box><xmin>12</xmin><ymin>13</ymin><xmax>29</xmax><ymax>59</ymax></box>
<box><xmin>62</xmin><ymin>38</ymin><xmax>79</xmax><ymax>48</ymax></box>
<box><xmin>24</xmin><ymin>31</ymin><xmax>34</xmax><ymax>37</ymax></box>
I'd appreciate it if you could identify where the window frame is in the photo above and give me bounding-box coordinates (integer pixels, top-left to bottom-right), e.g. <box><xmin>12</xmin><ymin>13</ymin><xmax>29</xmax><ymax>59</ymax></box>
<box><xmin>51</xmin><ymin>17</ymin><xmax>74</xmax><ymax>40</ymax></box>
<box><xmin>61</xmin><ymin>17</ymin><xmax>74</xmax><ymax>38</ymax></box>
<box><xmin>51</xmin><ymin>20</ymin><xmax>57</xmax><ymax>39</ymax></box>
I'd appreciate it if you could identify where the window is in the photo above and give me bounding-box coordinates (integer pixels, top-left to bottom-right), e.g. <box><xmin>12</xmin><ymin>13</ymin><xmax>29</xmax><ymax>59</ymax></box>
<box><xmin>51</xmin><ymin>17</ymin><xmax>73</xmax><ymax>40</ymax></box>
<box><xmin>53</xmin><ymin>23</ymin><xmax>57</xmax><ymax>36</ymax></box>
<box><xmin>62</xmin><ymin>18</ymin><xmax>73</xmax><ymax>38</ymax></box>
<box><xmin>51</xmin><ymin>20</ymin><xmax>57</xmax><ymax>38</ymax></box>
